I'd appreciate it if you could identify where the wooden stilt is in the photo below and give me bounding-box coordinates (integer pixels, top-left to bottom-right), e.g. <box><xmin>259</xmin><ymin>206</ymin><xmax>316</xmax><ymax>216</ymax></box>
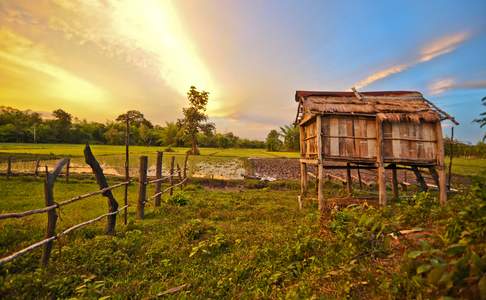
<box><xmin>391</xmin><ymin>164</ymin><xmax>399</xmax><ymax>200</ymax></box>
<box><xmin>346</xmin><ymin>163</ymin><xmax>352</xmax><ymax>195</ymax></box>
<box><xmin>412</xmin><ymin>166</ymin><xmax>428</xmax><ymax>192</ymax></box>
<box><xmin>435</xmin><ymin>121</ymin><xmax>447</xmax><ymax>205</ymax></box>
<box><xmin>427</xmin><ymin>166</ymin><xmax>440</xmax><ymax>187</ymax></box>
<box><xmin>300</xmin><ymin>162</ymin><xmax>308</xmax><ymax>197</ymax></box>
<box><xmin>318</xmin><ymin>163</ymin><xmax>324</xmax><ymax>211</ymax></box>
<box><xmin>375</xmin><ymin>119</ymin><xmax>387</xmax><ymax>206</ymax></box>
<box><xmin>357</xmin><ymin>165</ymin><xmax>363</xmax><ymax>189</ymax></box>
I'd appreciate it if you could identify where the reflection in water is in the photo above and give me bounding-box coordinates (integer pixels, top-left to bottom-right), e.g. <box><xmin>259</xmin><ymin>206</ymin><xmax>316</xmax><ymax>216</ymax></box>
<box><xmin>2</xmin><ymin>156</ymin><xmax>248</xmax><ymax>180</ymax></box>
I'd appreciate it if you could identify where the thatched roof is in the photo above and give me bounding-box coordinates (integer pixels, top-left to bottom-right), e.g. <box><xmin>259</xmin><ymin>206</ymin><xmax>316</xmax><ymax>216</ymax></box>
<box><xmin>295</xmin><ymin>90</ymin><xmax>458</xmax><ymax>125</ymax></box>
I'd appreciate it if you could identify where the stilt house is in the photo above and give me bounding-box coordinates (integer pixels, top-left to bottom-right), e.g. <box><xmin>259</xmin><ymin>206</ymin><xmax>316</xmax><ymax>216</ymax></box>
<box><xmin>295</xmin><ymin>90</ymin><xmax>458</xmax><ymax>209</ymax></box>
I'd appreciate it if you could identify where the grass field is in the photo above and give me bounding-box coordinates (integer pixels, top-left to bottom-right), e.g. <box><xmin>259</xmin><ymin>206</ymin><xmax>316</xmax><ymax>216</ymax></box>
<box><xmin>0</xmin><ymin>174</ymin><xmax>484</xmax><ymax>298</ymax></box>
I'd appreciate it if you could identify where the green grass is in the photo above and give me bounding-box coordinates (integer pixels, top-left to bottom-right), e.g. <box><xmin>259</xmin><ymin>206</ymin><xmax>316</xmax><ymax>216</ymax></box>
<box><xmin>0</xmin><ymin>175</ymin><xmax>484</xmax><ymax>299</ymax></box>
<box><xmin>445</xmin><ymin>156</ymin><xmax>486</xmax><ymax>179</ymax></box>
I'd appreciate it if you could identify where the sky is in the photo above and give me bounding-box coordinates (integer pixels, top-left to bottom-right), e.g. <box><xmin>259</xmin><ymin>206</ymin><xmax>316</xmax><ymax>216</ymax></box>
<box><xmin>0</xmin><ymin>0</ymin><xmax>485</xmax><ymax>142</ymax></box>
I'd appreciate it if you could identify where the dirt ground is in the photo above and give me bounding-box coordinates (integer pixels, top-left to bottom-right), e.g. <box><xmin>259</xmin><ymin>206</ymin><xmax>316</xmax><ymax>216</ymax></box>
<box><xmin>248</xmin><ymin>158</ymin><xmax>468</xmax><ymax>187</ymax></box>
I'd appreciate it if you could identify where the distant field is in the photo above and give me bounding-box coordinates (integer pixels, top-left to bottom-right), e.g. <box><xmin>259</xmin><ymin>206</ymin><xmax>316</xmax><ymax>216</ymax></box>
<box><xmin>0</xmin><ymin>143</ymin><xmax>300</xmax><ymax>159</ymax></box>
<box><xmin>445</xmin><ymin>156</ymin><xmax>486</xmax><ymax>179</ymax></box>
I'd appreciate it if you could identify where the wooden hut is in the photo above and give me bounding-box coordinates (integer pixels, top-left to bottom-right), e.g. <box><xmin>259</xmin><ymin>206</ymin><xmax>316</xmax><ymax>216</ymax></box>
<box><xmin>295</xmin><ymin>90</ymin><xmax>458</xmax><ymax>209</ymax></box>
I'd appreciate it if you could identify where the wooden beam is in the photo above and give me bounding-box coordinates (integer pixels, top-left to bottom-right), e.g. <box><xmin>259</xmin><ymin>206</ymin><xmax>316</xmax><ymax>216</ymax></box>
<box><xmin>318</xmin><ymin>163</ymin><xmax>324</xmax><ymax>211</ymax></box>
<box><xmin>435</xmin><ymin>121</ymin><xmax>447</xmax><ymax>205</ymax></box>
<box><xmin>391</xmin><ymin>163</ymin><xmax>399</xmax><ymax>200</ymax></box>
<box><xmin>375</xmin><ymin>119</ymin><xmax>387</xmax><ymax>206</ymax></box>
<box><xmin>346</xmin><ymin>163</ymin><xmax>352</xmax><ymax>195</ymax></box>
<box><xmin>300</xmin><ymin>162</ymin><xmax>308</xmax><ymax>198</ymax></box>
<box><xmin>300</xmin><ymin>158</ymin><xmax>319</xmax><ymax>165</ymax></box>
<box><xmin>412</xmin><ymin>166</ymin><xmax>428</xmax><ymax>192</ymax></box>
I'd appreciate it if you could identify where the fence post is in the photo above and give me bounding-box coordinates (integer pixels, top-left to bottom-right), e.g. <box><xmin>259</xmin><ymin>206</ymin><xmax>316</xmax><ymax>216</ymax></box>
<box><xmin>34</xmin><ymin>158</ymin><xmax>40</xmax><ymax>177</ymax></box>
<box><xmin>84</xmin><ymin>144</ymin><xmax>119</xmax><ymax>235</ymax></box>
<box><xmin>169</xmin><ymin>156</ymin><xmax>175</xmax><ymax>196</ymax></box>
<box><xmin>137</xmin><ymin>156</ymin><xmax>148</xmax><ymax>219</ymax></box>
<box><xmin>41</xmin><ymin>158</ymin><xmax>69</xmax><ymax>268</ymax></box>
<box><xmin>7</xmin><ymin>156</ymin><xmax>12</xmax><ymax>179</ymax></box>
<box><xmin>155</xmin><ymin>151</ymin><xmax>163</xmax><ymax>207</ymax></box>
<box><xmin>183</xmin><ymin>152</ymin><xmax>189</xmax><ymax>181</ymax></box>
<box><xmin>65</xmin><ymin>159</ymin><xmax>70</xmax><ymax>183</ymax></box>
<box><xmin>176</xmin><ymin>163</ymin><xmax>183</xmax><ymax>190</ymax></box>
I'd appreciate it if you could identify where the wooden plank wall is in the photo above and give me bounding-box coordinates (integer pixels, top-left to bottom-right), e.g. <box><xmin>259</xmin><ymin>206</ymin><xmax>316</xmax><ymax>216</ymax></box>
<box><xmin>302</xmin><ymin>121</ymin><xmax>318</xmax><ymax>158</ymax></box>
<box><xmin>383</xmin><ymin>121</ymin><xmax>437</xmax><ymax>161</ymax></box>
<box><xmin>322</xmin><ymin>116</ymin><xmax>376</xmax><ymax>159</ymax></box>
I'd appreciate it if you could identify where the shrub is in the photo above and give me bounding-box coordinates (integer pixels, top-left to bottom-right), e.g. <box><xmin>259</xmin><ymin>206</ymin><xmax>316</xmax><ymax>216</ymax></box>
<box><xmin>165</xmin><ymin>192</ymin><xmax>189</xmax><ymax>206</ymax></box>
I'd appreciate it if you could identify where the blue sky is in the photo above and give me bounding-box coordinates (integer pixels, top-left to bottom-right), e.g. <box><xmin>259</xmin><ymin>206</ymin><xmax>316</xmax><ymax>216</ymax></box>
<box><xmin>1</xmin><ymin>0</ymin><xmax>485</xmax><ymax>141</ymax></box>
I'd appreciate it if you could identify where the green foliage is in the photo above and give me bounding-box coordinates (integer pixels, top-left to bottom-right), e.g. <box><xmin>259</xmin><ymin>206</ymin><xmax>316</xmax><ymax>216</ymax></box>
<box><xmin>279</xmin><ymin>124</ymin><xmax>300</xmax><ymax>151</ymax></box>
<box><xmin>165</xmin><ymin>192</ymin><xmax>190</xmax><ymax>206</ymax></box>
<box><xmin>189</xmin><ymin>233</ymin><xmax>229</xmax><ymax>258</ymax></box>
<box><xmin>266</xmin><ymin>129</ymin><xmax>283</xmax><ymax>151</ymax></box>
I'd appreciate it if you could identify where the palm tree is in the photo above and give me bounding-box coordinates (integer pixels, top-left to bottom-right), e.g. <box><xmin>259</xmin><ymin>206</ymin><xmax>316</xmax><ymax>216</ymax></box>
<box><xmin>474</xmin><ymin>96</ymin><xmax>486</xmax><ymax>141</ymax></box>
<box><xmin>279</xmin><ymin>124</ymin><xmax>300</xmax><ymax>151</ymax></box>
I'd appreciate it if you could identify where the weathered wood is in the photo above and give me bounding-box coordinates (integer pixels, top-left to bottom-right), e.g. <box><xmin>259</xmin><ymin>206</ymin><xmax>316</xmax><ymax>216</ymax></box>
<box><xmin>376</xmin><ymin>119</ymin><xmax>387</xmax><ymax>206</ymax></box>
<box><xmin>412</xmin><ymin>166</ymin><xmax>428</xmax><ymax>191</ymax></box>
<box><xmin>183</xmin><ymin>152</ymin><xmax>189</xmax><ymax>182</ymax></box>
<box><xmin>318</xmin><ymin>163</ymin><xmax>324</xmax><ymax>211</ymax></box>
<box><xmin>34</xmin><ymin>159</ymin><xmax>40</xmax><ymax>177</ymax></box>
<box><xmin>346</xmin><ymin>163</ymin><xmax>352</xmax><ymax>195</ymax></box>
<box><xmin>427</xmin><ymin>166</ymin><xmax>440</xmax><ymax>187</ymax></box>
<box><xmin>169</xmin><ymin>156</ymin><xmax>175</xmax><ymax>196</ymax></box>
<box><xmin>137</xmin><ymin>156</ymin><xmax>148</xmax><ymax>219</ymax></box>
<box><xmin>435</xmin><ymin>121</ymin><xmax>447</xmax><ymax>205</ymax></box>
<box><xmin>300</xmin><ymin>162</ymin><xmax>308</xmax><ymax>197</ymax></box>
<box><xmin>41</xmin><ymin>158</ymin><xmax>69</xmax><ymax>267</ymax></box>
<box><xmin>357</xmin><ymin>165</ymin><xmax>363</xmax><ymax>189</ymax></box>
<box><xmin>65</xmin><ymin>158</ymin><xmax>70</xmax><ymax>183</ymax></box>
<box><xmin>391</xmin><ymin>164</ymin><xmax>399</xmax><ymax>200</ymax></box>
<box><xmin>447</xmin><ymin>126</ymin><xmax>454</xmax><ymax>189</ymax></box>
<box><xmin>124</xmin><ymin>116</ymin><xmax>130</xmax><ymax>225</ymax></box>
<box><xmin>299</xmin><ymin>158</ymin><xmax>319</xmax><ymax>165</ymax></box>
<box><xmin>84</xmin><ymin>144</ymin><xmax>119</xmax><ymax>235</ymax></box>
<box><xmin>59</xmin><ymin>181</ymin><xmax>128</xmax><ymax>207</ymax></box>
<box><xmin>155</xmin><ymin>151</ymin><xmax>163</xmax><ymax>207</ymax></box>
<box><xmin>0</xmin><ymin>204</ymin><xmax>57</xmax><ymax>220</ymax></box>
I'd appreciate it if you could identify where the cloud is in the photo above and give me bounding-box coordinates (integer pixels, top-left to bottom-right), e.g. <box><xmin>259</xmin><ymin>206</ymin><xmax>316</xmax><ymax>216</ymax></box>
<box><xmin>0</xmin><ymin>29</ymin><xmax>106</xmax><ymax>103</ymax></box>
<box><xmin>354</xmin><ymin>31</ymin><xmax>471</xmax><ymax>89</ymax></box>
<box><xmin>428</xmin><ymin>77</ymin><xmax>486</xmax><ymax>95</ymax></box>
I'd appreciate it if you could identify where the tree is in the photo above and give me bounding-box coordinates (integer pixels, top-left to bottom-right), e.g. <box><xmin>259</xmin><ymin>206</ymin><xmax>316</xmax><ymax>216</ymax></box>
<box><xmin>52</xmin><ymin>109</ymin><xmax>72</xmax><ymax>142</ymax></box>
<box><xmin>177</xmin><ymin>86</ymin><xmax>214</xmax><ymax>155</ymax></box>
<box><xmin>116</xmin><ymin>110</ymin><xmax>153</xmax><ymax>128</ymax></box>
<box><xmin>474</xmin><ymin>96</ymin><xmax>486</xmax><ymax>141</ymax></box>
<box><xmin>266</xmin><ymin>130</ymin><xmax>282</xmax><ymax>151</ymax></box>
<box><xmin>279</xmin><ymin>124</ymin><xmax>300</xmax><ymax>151</ymax></box>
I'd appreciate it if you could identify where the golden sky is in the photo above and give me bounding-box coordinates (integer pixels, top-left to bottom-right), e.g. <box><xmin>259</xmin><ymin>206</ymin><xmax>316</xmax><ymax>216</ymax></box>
<box><xmin>1</xmin><ymin>1</ymin><xmax>485</xmax><ymax>141</ymax></box>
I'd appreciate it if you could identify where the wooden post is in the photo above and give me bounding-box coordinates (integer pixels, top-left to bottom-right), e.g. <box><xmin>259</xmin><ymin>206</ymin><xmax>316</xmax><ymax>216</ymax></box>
<box><xmin>316</xmin><ymin>115</ymin><xmax>325</xmax><ymax>211</ymax></box>
<box><xmin>65</xmin><ymin>159</ymin><xmax>70</xmax><ymax>183</ymax></box>
<box><xmin>318</xmin><ymin>164</ymin><xmax>324</xmax><ymax>211</ymax></box>
<box><xmin>176</xmin><ymin>163</ymin><xmax>183</xmax><ymax>190</ymax></box>
<box><xmin>41</xmin><ymin>158</ymin><xmax>69</xmax><ymax>267</ymax></box>
<box><xmin>346</xmin><ymin>163</ymin><xmax>352</xmax><ymax>195</ymax></box>
<box><xmin>34</xmin><ymin>158</ymin><xmax>40</xmax><ymax>177</ymax></box>
<box><xmin>300</xmin><ymin>162</ymin><xmax>308</xmax><ymax>197</ymax></box>
<box><xmin>137</xmin><ymin>156</ymin><xmax>148</xmax><ymax>219</ymax></box>
<box><xmin>375</xmin><ymin>119</ymin><xmax>387</xmax><ymax>206</ymax></box>
<box><xmin>428</xmin><ymin>166</ymin><xmax>440</xmax><ymax>187</ymax></box>
<box><xmin>124</xmin><ymin>116</ymin><xmax>130</xmax><ymax>225</ymax></box>
<box><xmin>169</xmin><ymin>156</ymin><xmax>175</xmax><ymax>196</ymax></box>
<box><xmin>447</xmin><ymin>126</ymin><xmax>454</xmax><ymax>190</ymax></box>
<box><xmin>435</xmin><ymin>121</ymin><xmax>447</xmax><ymax>205</ymax></box>
<box><xmin>357</xmin><ymin>165</ymin><xmax>363</xmax><ymax>189</ymax></box>
<box><xmin>412</xmin><ymin>166</ymin><xmax>428</xmax><ymax>192</ymax></box>
<box><xmin>154</xmin><ymin>151</ymin><xmax>163</xmax><ymax>207</ymax></box>
<box><xmin>183</xmin><ymin>152</ymin><xmax>189</xmax><ymax>180</ymax></box>
<box><xmin>6</xmin><ymin>156</ymin><xmax>12</xmax><ymax>179</ymax></box>
<box><xmin>391</xmin><ymin>164</ymin><xmax>399</xmax><ymax>200</ymax></box>
<box><xmin>84</xmin><ymin>144</ymin><xmax>119</xmax><ymax>235</ymax></box>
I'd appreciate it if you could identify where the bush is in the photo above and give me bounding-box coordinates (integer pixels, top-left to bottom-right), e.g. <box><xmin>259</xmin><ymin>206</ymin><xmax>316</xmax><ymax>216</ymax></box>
<box><xmin>165</xmin><ymin>192</ymin><xmax>190</xmax><ymax>206</ymax></box>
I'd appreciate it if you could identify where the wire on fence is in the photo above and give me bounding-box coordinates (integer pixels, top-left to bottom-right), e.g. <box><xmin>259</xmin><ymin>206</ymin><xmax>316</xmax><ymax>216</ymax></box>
<box><xmin>0</xmin><ymin>181</ymin><xmax>131</xmax><ymax>221</ymax></box>
<box><xmin>149</xmin><ymin>177</ymin><xmax>188</xmax><ymax>200</ymax></box>
<box><xmin>0</xmin><ymin>205</ymin><xmax>128</xmax><ymax>266</ymax></box>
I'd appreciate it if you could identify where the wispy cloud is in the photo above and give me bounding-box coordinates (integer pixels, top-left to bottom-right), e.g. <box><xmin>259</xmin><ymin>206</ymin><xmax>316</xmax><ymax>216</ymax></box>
<box><xmin>428</xmin><ymin>77</ymin><xmax>486</xmax><ymax>95</ymax></box>
<box><xmin>354</xmin><ymin>32</ymin><xmax>471</xmax><ymax>89</ymax></box>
